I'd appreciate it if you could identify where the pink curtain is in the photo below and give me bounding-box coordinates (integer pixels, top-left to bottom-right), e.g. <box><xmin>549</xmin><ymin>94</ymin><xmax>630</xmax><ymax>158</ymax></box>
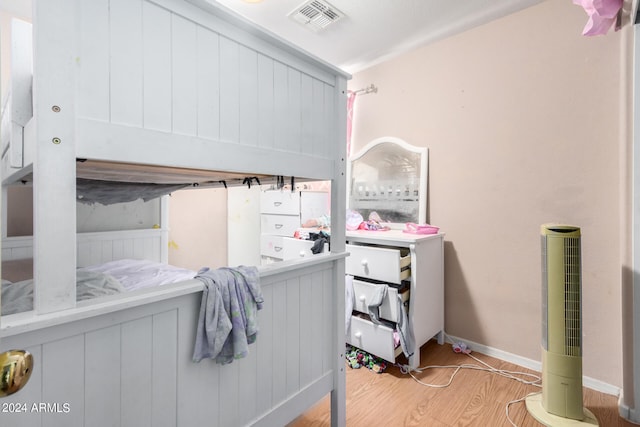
<box><xmin>573</xmin><ymin>0</ymin><xmax>622</xmax><ymax>36</ymax></box>
<box><xmin>347</xmin><ymin>90</ymin><xmax>357</xmax><ymax>157</ymax></box>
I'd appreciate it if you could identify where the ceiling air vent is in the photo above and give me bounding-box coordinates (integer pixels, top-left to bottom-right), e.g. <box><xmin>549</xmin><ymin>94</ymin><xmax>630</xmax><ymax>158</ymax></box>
<box><xmin>288</xmin><ymin>0</ymin><xmax>344</xmax><ymax>32</ymax></box>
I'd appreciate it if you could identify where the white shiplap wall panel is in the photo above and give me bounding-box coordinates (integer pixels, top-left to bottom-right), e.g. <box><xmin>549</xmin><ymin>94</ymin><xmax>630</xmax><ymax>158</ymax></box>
<box><xmin>321</xmin><ymin>84</ymin><xmax>336</xmax><ymax>160</ymax></box>
<box><xmin>310</xmin><ymin>272</ymin><xmax>324</xmax><ymax>380</ymax></box>
<box><xmin>110</xmin><ymin>0</ymin><xmax>143</xmax><ymax>127</ymax></box>
<box><xmin>285</xmin><ymin>277</ymin><xmax>301</xmax><ymax>397</ymax></box>
<box><xmin>176</xmin><ymin>294</ymin><xmax>220</xmax><ymax>426</ymax></box>
<box><xmin>311</xmin><ymin>79</ymin><xmax>326</xmax><ymax>158</ymax></box>
<box><xmin>196</xmin><ymin>26</ymin><xmax>221</xmax><ymax>140</ymax></box>
<box><xmin>239</xmin><ymin>45</ymin><xmax>258</xmax><ymax>147</ymax></box>
<box><xmin>121</xmin><ymin>317</ymin><xmax>153</xmax><ymax>427</ymax></box>
<box><xmin>322</xmin><ymin>268</ymin><xmax>334</xmax><ymax>373</ymax></box>
<box><xmin>238</xmin><ymin>346</ymin><xmax>259</xmax><ymax>426</ymax></box>
<box><xmin>273</xmin><ymin>62</ymin><xmax>288</xmax><ymax>152</ymax></box>
<box><xmin>257</xmin><ymin>54</ymin><xmax>275</xmax><ymax>150</ymax></box>
<box><xmin>298</xmin><ymin>273</ymin><xmax>313</xmax><ymax>386</ymax></box>
<box><xmin>77</xmin><ymin>0</ymin><xmax>109</xmax><ymax>122</ymax></box>
<box><xmin>42</xmin><ymin>335</ymin><xmax>84</xmax><ymax>427</ymax></box>
<box><xmin>255</xmin><ymin>284</ymin><xmax>274</xmax><ymax>417</ymax></box>
<box><xmin>219</xmin><ymin>361</ymin><xmax>240</xmax><ymax>427</ymax></box>
<box><xmin>152</xmin><ymin>310</ymin><xmax>178</xmax><ymax>427</ymax></box>
<box><xmin>85</xmin><ymin>326</ymin><xmax>121</xmax><ymax>427</ymax></box>
<box><xmin>271</xmin><ymin>280</ymin><xmax>287</xmax><ymax>405</ymax></box>
<box><xmin>287</xmin><ymin>69</ymin><xmax>302</xmax><ymax>153</ymax></box>
<box><xmin>0</xmin><ymin>260</ymin><xmax>341</xmax><ymax>426</ymax></box>
<box><xmin>300</xmin><ymin>74</ymin><xmax>314</xmax><ymax>156</ymax></box>
<box><xmin>142</xmin><ymin>2</ymin><xmax>172</xmax><ymax>133</ymax></box>
<box><xmin>219</xmin><ymin>37</ymin><xmax>240</xmax><ymax>143</ymax></box>
<box><xmin>171</xmin><ymin>14</ymin><xmax>198</xmax><ymax>136</ymax></box>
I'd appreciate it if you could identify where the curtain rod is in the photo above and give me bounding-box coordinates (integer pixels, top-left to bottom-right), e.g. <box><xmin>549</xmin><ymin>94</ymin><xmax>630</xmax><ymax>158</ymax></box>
<box><xmin>352</xmin><ymin>83</ymin><xmax>377</xmax><ymax>95</ymax></box>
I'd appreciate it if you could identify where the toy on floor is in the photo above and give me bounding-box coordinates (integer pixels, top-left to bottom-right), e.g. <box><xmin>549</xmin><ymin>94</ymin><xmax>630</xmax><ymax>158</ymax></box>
<box><xmin>345</xmin><ymin>345</ymin><xmax>387</xmax><ymax>373</ymax></box>
<box><xmin>452</xmin><ymin>341</ymin><xmax>471</xmax><ymax>354</ymax></box>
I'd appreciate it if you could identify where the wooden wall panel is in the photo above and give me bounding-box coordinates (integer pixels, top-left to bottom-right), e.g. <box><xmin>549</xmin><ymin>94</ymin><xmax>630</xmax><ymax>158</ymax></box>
<box><xmin>312</xmin><ymin>79</ymin><xmax>326</xmax><ymax>158</ymax></box>
<box><xmin>171</xmin><ymin>15</ymin><xmax>198</xmax><ymax>136</ymax></box>
<box><xmin>270</xmin><ymin>280</ymin><xmax>287</xmax><ymax>405</ymax></box>
<box><xmin>298</xmin><ymin>273</ymin><xmax>313</xmax><ymax>386</ymax></box>
<box><xmin>300</xmin><ymin>75</ymin><xmax>314</xmax><ymax>156</ymax></box>
<box><xmin>152</xmin><ymin>310</ymin><xmax>178</xmax><ymax>427</ymax></box>
<box><xmin>85</xmin><ymin>326</ymin><xmax>121</xmax><ymax>427</ymax></box>
<box><xmin>286</xmin><ymin>277</ymin><xmax>301</xmax><ymax>397</ymax></box>
<box><xmin>77</xmin><ymin>0</ymin><xmax>109</xmax><ymax>122</ymax></box>
<box><xmin>239</xmin><ymin>46</ymin><xmax>258</xmax><ymax>147</ymax></box>
<box><xmin>0</xmin><ymin>261</ymin><xmax>338</xmax><ymax>426</ymax></box>
<box><xmin>310</xmin><ymin>272</ymin><xmax>325</xmax><ymax>380</ymax></box>
<box><xmin>219</xmin><ymin>37</ymin><xmax>240</xmax><ymax>144</ymax></box>
<box><xmin>322</xmin><ymin>268</ymin><xmax>334</xmax><ymax>373</ymax></box>
<box><xmin>196</xmin><ymin>27</ymin><xmax>221</xmax><ymax>141</ymax></box>
<box><xmin>287</xmin><ymin>69</ymin><xmax>302</xmax><ymax>153</ymax></box>
<box><xmin>273</xmin><ymin>62</ymin><xmax>289</xmax><ymax>152</ymax></box>
<box><xmin>255</xmin><ymin>284</ymin><xmax>274</xmax><ymax>417</ymax></box>
<box><xmin>73</xmin><ymin>0</ymin><xmax>338</xmax><ymax>163</ymax></box>
<box><xmin>257</xmin><ymin>55</ymin><xmax>275</xmax><ymax>150</ymax></box>
<box><xmin>142</xmin><ymin>2</ymin><xmax>172</xmax><ymax>133</ymax></box>
<box><xmin>110</xmin><ymin>0</ymin><xmax>143</xmax><ymax>127</ymax></box>
<box><xmin>42</xmin><ymin>335</ymin><xmax>84</xmax><ymax>427</ymax></box>
<box><xmin>121</xmin><ymin>317</ymin><xmax>153</xmax><ymax>427</ymax></box>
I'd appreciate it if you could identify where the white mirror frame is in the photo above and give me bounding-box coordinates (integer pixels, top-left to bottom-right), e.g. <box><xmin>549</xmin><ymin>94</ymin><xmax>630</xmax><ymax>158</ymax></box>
<box><xmin>347</xmin><ymin>136</ymin><xmax>428</xmax><ymax>229</ymax></box>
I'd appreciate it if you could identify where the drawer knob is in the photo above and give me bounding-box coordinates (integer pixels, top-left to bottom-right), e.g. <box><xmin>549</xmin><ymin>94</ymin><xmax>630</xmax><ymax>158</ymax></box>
<box><xmin>354</xmin><ymin>332</ymin><xmax>362</xmax><ymax>339</ymax></box>
<box><xmin>299</xmin><ymin>251</ymin><xmax>306</xmax><ymax>257</ymax></box>
<box><xmin>360</xmin><ymin>259</ymin><xmax>368</xmax><ymax>267</ymax></box>
<box><xmin>274</xmin><ymin>246</ymin><xmax>283</xmax><ymax>252</ymax></box>
<box><xmin>359</xmin><ymin>295</ymin><xmax>366</xmax><ymax>302</ymax></box>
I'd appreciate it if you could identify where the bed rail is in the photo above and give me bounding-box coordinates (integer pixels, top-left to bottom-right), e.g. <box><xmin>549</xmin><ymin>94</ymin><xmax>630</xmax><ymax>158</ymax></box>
<box><xmin>0</xmin><ymin>253</ymin><xmax>347</xmax><ymax>427</ymax></box>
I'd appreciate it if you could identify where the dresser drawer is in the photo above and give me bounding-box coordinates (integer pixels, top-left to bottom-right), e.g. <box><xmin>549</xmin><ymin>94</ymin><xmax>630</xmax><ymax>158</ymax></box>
<box><xmin>352</xmin><ymin>280</ymin><xmax>409</xmax><ymax>323</ymax></box>
<box><xmin>347</xmin><ymin>316</ymin><xmax>402</xmax><ymax>363</ymax></box>
<box><xmin>346</xmin><ymin>244</ymin><xmax>410</xmax><ymax>284</ymax></box>
<box><xmin>261</xmin><ymin>214</ymin><xmax>300</xmax><ymax>236</ymax></box>
<box><xmin>260</xmin><ymin>191</ymin><xmax>300</xmax><ymax>215</ymax></box>
<box><xmin>282</xmin><ymin>237</ymin><xmax>328</xmax><ymax>260</ymax></box>
<box><xmin>260</xmin><ymin>235</ymin><xmax>284</xmax><ymax>258</ymax></box>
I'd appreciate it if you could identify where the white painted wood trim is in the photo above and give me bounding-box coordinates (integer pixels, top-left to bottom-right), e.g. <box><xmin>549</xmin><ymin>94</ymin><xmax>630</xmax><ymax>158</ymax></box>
<box><xmin>1</xmin><ymin>253</ymin><xmax>347</xmax><ymax>337</ymax></box>
<box><xmin>348</xmin><ymin>136</ymin><xmax>429</xmax><ymax>225</ymax></box>
<box><xmin>626</xmin><ymin>14</ymin><xmax>640</xmax><ymax>423</ymax></box>
<box><xmin>75</xmin><ymin>118</ymin><xmax>335</xmax><ymax>180</ymax></box>
<box><xmin>330</xmin><ymin>76</ymin><xmax>348</xmax><ymax>427</ymax></box>
<box><xmin>446</xmin><ymin>334</ymin><xmax>622</xmax><ymax>397</ymax></box>
<box><xmin>32</xmin><ymin>0</ymin><xmax>78</xmax><ymax>314</ymax></box>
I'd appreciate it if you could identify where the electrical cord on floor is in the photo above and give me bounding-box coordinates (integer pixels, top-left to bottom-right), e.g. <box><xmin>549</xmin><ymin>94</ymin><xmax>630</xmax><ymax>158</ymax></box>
<box><xmin>394</xmin><ymin>334</ymin><xmax>542</xmax><ymax>427</ymax></box>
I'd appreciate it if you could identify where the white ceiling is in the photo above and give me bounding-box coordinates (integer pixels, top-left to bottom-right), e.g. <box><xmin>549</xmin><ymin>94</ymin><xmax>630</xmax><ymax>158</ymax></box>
<box><xmin>211</xmin><ymin>0</ymin><xmax>544</xmax><ymax>73</ymax></box>
<box><xmin>0</xmin><ymin>0</ymin><xmax>545</xmax><ymax>74</ymax></box>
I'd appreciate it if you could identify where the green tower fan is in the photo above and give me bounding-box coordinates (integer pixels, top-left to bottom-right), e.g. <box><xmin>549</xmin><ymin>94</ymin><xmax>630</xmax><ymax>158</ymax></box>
<box><xmin>525</xmin><ymin>225</ymin><xmax>598</xmax><ymax>426</ymax></box>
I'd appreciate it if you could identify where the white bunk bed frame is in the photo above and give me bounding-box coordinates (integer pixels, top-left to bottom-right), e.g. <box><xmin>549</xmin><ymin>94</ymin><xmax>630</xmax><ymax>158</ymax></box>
<box><xmin>0</xmin><ymin>1</ymin><xmax>349</xmax><ymax>426</ymax></box>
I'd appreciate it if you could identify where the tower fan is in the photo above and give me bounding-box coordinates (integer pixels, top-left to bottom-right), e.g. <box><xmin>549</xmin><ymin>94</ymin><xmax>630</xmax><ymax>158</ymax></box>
<box><xmin>525</xmin><ymin>225</ymin><xmax>599</xmax><ymax>426</ymax></box>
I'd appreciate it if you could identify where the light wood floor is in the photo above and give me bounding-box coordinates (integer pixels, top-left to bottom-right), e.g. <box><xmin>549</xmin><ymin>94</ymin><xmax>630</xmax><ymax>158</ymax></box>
<box><xmin>289</xmin><ymin>340</ymin><xmax>635</xmax><ymax>427</ymax></box>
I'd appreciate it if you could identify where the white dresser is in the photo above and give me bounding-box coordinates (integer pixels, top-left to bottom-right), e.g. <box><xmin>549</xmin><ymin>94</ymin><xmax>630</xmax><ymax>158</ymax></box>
<box><xmin>259</xmin><ymin>190</ymin><xmax>328</xmax><ymax>264</ymax></box>
<box><xmin>345</xmin><ymin>229</ymin><xmax>444</xmax><ymax>368</ymax></box>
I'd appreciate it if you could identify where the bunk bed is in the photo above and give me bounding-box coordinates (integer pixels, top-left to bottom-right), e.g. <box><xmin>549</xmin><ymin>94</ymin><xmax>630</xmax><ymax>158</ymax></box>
<box><xmin>0</xmin><ymin>0</ymin><xmax>349</xmax><ymax>426</ymax></box>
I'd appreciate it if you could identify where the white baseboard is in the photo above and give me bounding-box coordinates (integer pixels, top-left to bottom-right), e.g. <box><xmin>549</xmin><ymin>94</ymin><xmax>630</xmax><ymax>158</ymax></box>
<box><xmin>445</xmin><ymin>334</ymin><xmax>621</xmax><ymax>397</ymax></box>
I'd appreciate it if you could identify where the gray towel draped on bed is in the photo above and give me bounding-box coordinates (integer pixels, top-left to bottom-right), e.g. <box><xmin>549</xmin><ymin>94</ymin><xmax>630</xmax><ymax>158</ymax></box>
<box><xmin>192</xmin><ymin>266</ymin><xmax>263</xmax><ymax>364</ymax></box>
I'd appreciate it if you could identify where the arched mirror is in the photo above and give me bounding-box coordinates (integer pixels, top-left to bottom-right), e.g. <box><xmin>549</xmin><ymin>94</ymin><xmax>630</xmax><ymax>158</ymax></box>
<box><xmin>348</xmin><ymin>137</ymin><xmax>428</xmax><ymax>229</ymax></box>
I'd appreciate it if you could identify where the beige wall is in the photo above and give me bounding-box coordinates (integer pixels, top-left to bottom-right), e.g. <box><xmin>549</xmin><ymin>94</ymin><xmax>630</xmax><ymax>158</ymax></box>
<box><xmin>349</xmin><ymin>1</ymin><xmax>628</xmax><ymax>388</ymax></box>
<box><xmin>168</xmin><ymin>188</ymin><xmax>228</xmax><ymax>271</ymax></box>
